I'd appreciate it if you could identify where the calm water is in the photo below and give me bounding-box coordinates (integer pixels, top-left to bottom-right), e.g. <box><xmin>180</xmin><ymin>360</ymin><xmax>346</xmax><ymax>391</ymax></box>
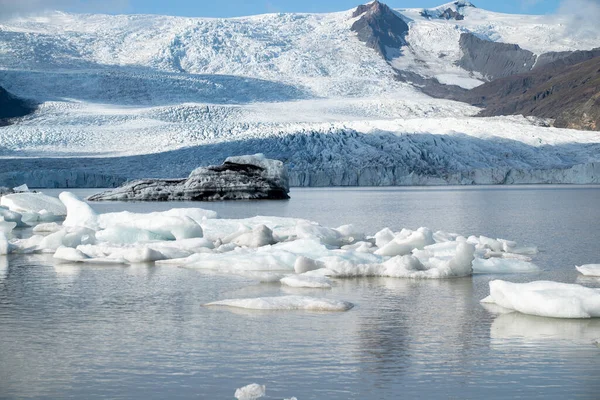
<box><xmin>1</xmin><ymin>186</ymin><xmax>600</xmax><ymax>399</ymax></box>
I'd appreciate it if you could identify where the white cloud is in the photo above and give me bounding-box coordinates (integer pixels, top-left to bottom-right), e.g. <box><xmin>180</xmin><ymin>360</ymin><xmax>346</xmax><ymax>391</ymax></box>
<box><xmin>557</xmin><ymin>0</ymin><xmax>600</xmax><ymax>34</ymax></box>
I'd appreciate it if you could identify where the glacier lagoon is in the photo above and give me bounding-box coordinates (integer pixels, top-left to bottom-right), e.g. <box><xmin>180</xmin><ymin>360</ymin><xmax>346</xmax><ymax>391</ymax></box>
<box><xmin>1</xmin><ymin>186</ymin><xmax>600</xmax><ymax>399</ymax></box>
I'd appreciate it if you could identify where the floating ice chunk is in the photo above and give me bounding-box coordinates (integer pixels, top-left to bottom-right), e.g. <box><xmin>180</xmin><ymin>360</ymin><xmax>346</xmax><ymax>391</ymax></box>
<box><xmin>325</xmin><ymin>242</ymin><xmax>475</xmax><ymax>279</ymax></box>
<box><xmin>294</xmin><ymin>256</ymin><xmax>325</xmax><ymax>274</ymax></box>
<box><xmin>473</xmin><ymin>258</ymin><xmax>540</xmax><ymax>274</ymax></box>
<box><xmin>0</xmin><ymin>207</ymin><xmax>24</xmax><ymax>227</ymax></box>
<box><xmin>0</xmin><ymin>217</ymin><xmax>17</xmax><ymax>234</ymax></box>
<box><xmin>60</xmin><ymin>192</ymin><xmax>99</xmax><ymax>230</ymax></box>
<box><xmin>32</xmin><ymin>222</ymin><xmax>62</xmax><ymax>233</ymax></box>
<box><xmin>77</xmin><ymin>244</ymin><xmax>165</xmax><ymax>263</ymax></box>
<box><xmin>234</xmin><ymin>383</ymin><xmax>266</xmax><ymax>400</ymax></box>
<box><xmin>341</xmin><ymin>241</ymin><xmax>374</xmax><ymax>253</ymax></box>
<box><xmin>482</xmin><ymin>280</ymin><xmax>600</xmax><ymax>319</ymax></box>
<box><xmin>161</xmin><ymin>208</ymin><xmax>218</xmax><ymax>222</ymax></box>
<box><xmin>2</xmin><ymin>192</ymin><xmax>66</xmax><ymax>217</ymax></box>
<box><xmin>280</xmin><ymin>274</ymin><xmax>333</xmax><ymax>289</ymax></box>
<box><xmin>375</xmin><ymin>228</ymin><xmax>435</xmax><ymax>257</ymax></box>
<box><xmin>54</xmin><ymin>246</ymin><xmax>88</xmax><ymax>262</ymax></box>
<box><xmin>12</xmin><ymin>184</ymin><xmax>29</xmax><ymax>193</ymax></box>
<box><xmin>576</xmin><ymin>264</ymin><xmax>600</xmax><ymax>277</ymax></box>
<box><xmin>231</xmin><ymin>225</ymin><xmax>276</xmax><ymax>248</ymax></box>
<box><xmin>206</xmin><ymin>295</ymin><xmax>353</xmax><ymax>311</ymax></box>
<box><xmin>95</xmin><ymin>227</ymin><xmax>164</xmax><ymax>244</ymax></box>
<box><xmin>335</xmin><ymin>224</ymin><xmax>365</xmax><ymax>243</ymax></box>
<box><xmin>374</xmin><ymin>227</ymin><xmax>395</xmax><ymax>248</ymax></box>
<box><xmin>296</xmin><ymin>222</ymin><xmax>342</xmax><ymax>246</ymax></box>
<box><xmin>98</xmin><ymin>212</ymin><xmax>203</xmax><ymax>241</ymax></box>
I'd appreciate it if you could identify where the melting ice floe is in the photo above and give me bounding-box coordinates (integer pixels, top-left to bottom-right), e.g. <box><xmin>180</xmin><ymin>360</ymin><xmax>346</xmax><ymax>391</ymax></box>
<box><xmin>0</xmin><ymin>191</ymin><xmax>542</xmax><ymax>279</ymax></box>
<box><xmin>576</xmin><ymin>264</ymin><xmax>600</xmax><ymax>277</ymax></box>
<box><xmin>206</xmin><ymin>296</ymin><xmax>353</xmax><ymax>311</ymax></box>
<box><xmin>482</xmin><ymin>280</ymin><xmax>600</xmax><ymax>319</ymax></box>
<box><xmin>234</xmin><ymin>383</ymin><xmax>266</xmax><ymax>400</ymax></box>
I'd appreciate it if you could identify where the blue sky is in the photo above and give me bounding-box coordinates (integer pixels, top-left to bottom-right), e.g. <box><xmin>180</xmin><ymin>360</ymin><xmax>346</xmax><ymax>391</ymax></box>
<box><xmin>82</xmin><ymin>0</ymin><xmax>563</xmax><ymax>17</ymax></box>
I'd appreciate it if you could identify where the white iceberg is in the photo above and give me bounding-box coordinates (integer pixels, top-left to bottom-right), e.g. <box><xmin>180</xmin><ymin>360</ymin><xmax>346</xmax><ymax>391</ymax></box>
<box><xmin>1</xmin><ymin>192</ymin><xmax>66</xmax><ymax>217</ymax></box>
<box><xmin>576</xmin><ymin>264</ymin><xmax>600</xmax><ymax>277</ymax></box>
<box><xmin>206</xmin><ymin>295</ymin><xmax>353</xmax><ymax>311</ymax></box>
<box><xmin>234</xmin><ymin>383</ymin><xmax>266</xmax><ymax>400</ymax></box>
<box><xmin>482</xmin><ymin>280</ymin><xmax>600</xmax><ymax>319</ymax></box>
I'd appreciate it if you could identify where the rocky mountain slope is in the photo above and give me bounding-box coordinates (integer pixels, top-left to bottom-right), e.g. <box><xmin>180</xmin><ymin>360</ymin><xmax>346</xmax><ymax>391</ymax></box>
<box><xmin>463</xmin><ymin>53</ymin><xmax>600</xmax><ymax>130</ymax></box>
<box><xmin>0</xmin><ymin>1</ymin><xmax>599</xmax><ymax>187</ymax></box>
<box><xmin>0</xmin><ymin>86</ymin><xmax>35</xmax><ymax>126</ymax></box>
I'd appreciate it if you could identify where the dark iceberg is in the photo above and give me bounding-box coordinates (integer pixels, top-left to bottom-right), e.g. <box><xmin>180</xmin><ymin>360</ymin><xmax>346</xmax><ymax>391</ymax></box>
<box><xmin>88</xmin><ymin>154</ymin><xmax>290</xmax><ymax>201</ymax></box>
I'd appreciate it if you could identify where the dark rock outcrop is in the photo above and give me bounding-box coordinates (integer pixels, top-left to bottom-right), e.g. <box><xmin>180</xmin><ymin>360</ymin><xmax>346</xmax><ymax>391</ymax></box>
<box><xmin>457</xmin><ymin>33</ymin><xmax>536</xmax><ymax>80</ymax></box>
<box><xmin>440</xmin><ymin>8</ymin><xmax>465</xmax><ymax>20</ymax></box>
<box><xmin>351</xmin><ymin>1</ymin><xmax>409</xmax><ymax>59</ymax></box>
<box><xmin>534</xmin><ymin>47</ymin><xmax>600</xmax><ymax>70</ymax></box>
<box><xmin>0</xmin><ymin>85</ymin><xmax>36</xmax><ymax>125</ymax></box>
<box><xmin>88</xmin><ymin>154</ymin><xmax>290</xmax><ymax>201</ymax></box>
<box><xmin>460</xmin><ymin>55</ymin><xmax>600</xmax><ymax>131</ymax></box>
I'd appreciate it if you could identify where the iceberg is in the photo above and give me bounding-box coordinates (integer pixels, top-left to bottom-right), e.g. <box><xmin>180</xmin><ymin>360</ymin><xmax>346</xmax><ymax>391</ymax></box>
<box><xmin>206</xmin><ymin>295</ymin><xmax>354</xmax><ymax>311</ymax></box>
<box><xmin>482</xmin><ymin>280</ymin><xmax>600</xmax><ymax>318</ymax></box>
<box><xmin>576</xmin><ymin>264</ymin><xmax>600</xmax><ymax>277</ymax></box>
<box><xmin>234</xmin><ymin>383</ymin><xmax>266</xmax><ymax>400</ymax></box>
<box><xmin>1</xmin><ymin>192</ymin><xmax>66</xmax><ymax>223</ymax></box>
<box><xmin>280</xmin><ymin>274</ymin><xmax>333</xmax><ymax>289</ymax></box>
<box><xmin>87</xmin><ymin>154</ymin><xmax>289</xmax><ymax>201</ymax></box>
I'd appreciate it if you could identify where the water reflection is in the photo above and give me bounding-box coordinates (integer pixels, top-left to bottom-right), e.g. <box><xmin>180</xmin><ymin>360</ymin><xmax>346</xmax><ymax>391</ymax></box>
<box><xmin>491</xmin><ymin>312</ymin><xmax>600</xmax><ymax>342</ymax></box>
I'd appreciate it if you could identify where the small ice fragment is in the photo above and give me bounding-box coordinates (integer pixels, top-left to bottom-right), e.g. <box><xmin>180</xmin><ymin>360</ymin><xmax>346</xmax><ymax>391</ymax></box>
<box><xmin>280</xmin><ymin>274</ymin><xmax>333</xmax><ymax>289</ymax></box>
<box><xmin>375</xmin><ymin>228</ymin><xmax>434</xmax><ymax>257</ymax></box>
<box><xmin>231</xmin><ymin>224</ymin><xmax>276</xmax><ymax>247</ymax></box>
<box><xmin>12</xmin><ymin>184</ymin><xmax>29</xmax><ymax>193</ymax></box>
<box><xmin>234</xmin><ymin>383</ymin><xmax>266</xmax><ymax>400</ymax></box>
<box><xmin>60</xmin><ymin>192</ymin><xmax>99</xmax><ymax>230</ymax></box>
<box><xmin>54</xmin><ymin>246</ymin><xmax>88</xmax><ymax>262</ymax></box>
<box><xmin>33</xmin><ymin>222</ymin><xmax>62</xmax><ymax>233</ymax></box>
<box><xmin>576</xmin><ymin>264</ymin><xmax>600</xmax><ymax>277</ymax></box>
<box><xmin>0</xmin><ymin>217</ymin><xmax>17</xmax><ymax>234</ymax></box>
<box><xmin>206</xmin><ymin>295</ymin><xmax>353</xmax><ymax>311</ymax></box>
<box><xmin>2</xmin><ymin>192</ymin><xmax>66</xmax><ymax>216</ymax></box>
<box><xmin>294</xmin><ymin>256</ymin><xmax>324</xmax><ymax>274</ymax></box>
<box><xmin>473</xmin><ymin>258</ymin><xmax>540</xmax><ymax>274</ymax></box>
<box><xmin>374</xmin><ymin>227</ymin><xmax>395</xmax><ymax>248</ymax></box>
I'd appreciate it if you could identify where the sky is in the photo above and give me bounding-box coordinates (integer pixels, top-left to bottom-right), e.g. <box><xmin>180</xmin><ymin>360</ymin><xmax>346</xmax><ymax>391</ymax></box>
<box><xmin>0</xmin><ymin>0</ymin><xmax>577</xmax><ymax>18</ymax></box>
<box><xmin>116</xmin><ymin>0</ymin><xmax>564</xmax><ymax>17</ymax></box>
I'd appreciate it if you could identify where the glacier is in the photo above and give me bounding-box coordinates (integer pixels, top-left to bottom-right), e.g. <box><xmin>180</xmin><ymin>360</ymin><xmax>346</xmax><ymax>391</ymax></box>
<box><xmin>0</xmin><ymin>3</ymin><xmax>599</xmax><ymax>187</ymax></box>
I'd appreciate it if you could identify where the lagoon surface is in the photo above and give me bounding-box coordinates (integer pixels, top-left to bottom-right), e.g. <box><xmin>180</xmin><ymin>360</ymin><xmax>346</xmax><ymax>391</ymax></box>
<box><xmin>1</xmin><ymin>186</ymin><xmax>600</xmax><ymax>399</ymax></box>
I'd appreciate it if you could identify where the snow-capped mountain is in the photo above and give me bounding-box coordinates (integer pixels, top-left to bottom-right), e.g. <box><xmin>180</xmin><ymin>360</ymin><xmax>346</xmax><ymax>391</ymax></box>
<box><xmin>0</xmin><ymin>1</ymin><xmax>599</xmax><ymax>187</ymax></box>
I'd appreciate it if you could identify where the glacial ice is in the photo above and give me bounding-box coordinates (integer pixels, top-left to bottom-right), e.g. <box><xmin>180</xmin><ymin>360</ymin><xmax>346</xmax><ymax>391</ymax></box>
<box><xmin>482</xmin><ymin>280</ymin><xmax>600</xmax><ymax>318</ymax></box>
<box><xmin>472</xmin><ymin>258</ymin><xmax>541</xmax><ymax>274</ymax></box>
<box><xmin>280</xmin><ymin>274</ymin><xmax>333</xmax><ymax>289</ymax></box>
<box><xmin>0</xmin><ymin>190</ymin><xmax>547</xmax><ymax>294</ymax></box>
<box><xmin>1</xmin><ymin>192</ymin><xmax>66</xmax><ymax>223</ymax></box>
<box><xmin>234</xmin><ymin>383</ymin><xmax>266</xmax><ymax>400</ymax></box>
<box><xmin>576</xmin><ymin>264</ymin><xmax>600</xmax><ymax>277</ymax></box>
<box><xmin>206</xmin><ymin>295</ymin><xmax>354</xmax><ymax>311</ymax></box>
